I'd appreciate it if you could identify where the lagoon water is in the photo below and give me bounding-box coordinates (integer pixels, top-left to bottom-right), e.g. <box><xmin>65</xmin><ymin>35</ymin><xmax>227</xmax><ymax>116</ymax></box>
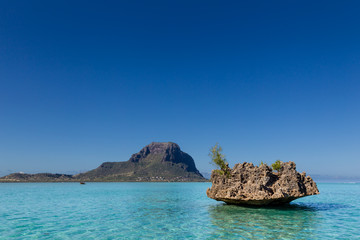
<box><xmin>0</xmin><ymin>182</ymin><xmax>359</xmax><ymax>239</ymax></box>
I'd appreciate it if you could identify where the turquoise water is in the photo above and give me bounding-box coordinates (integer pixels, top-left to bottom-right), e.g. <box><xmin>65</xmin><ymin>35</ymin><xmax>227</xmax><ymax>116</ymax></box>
<box><xmin>0</xmin><ymin>183</ymin><xmax>359</xmax><ymax>239</ymax></box>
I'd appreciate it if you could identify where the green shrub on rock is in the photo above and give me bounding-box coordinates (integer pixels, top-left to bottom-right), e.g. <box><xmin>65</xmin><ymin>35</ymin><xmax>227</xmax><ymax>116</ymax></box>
<box><xmin>209</xmin><ymin>144</ymin><xmax>231</xmax><ymax>178</ymax></box>
<box><xmin>272</xmin><ymin>160</ymin><xmax>282</xmax><ymax>172</ymax></box>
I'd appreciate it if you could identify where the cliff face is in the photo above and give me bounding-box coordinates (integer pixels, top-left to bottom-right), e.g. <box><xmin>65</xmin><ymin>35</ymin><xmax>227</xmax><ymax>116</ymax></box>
<box><xmin>129</xmin><ymin>142</ymin><xmax>199</xmax><ymax>173</ymax></box>
<box><xmin>207</xmin><ymin>161</ymin><xmax>319</xmax><ymax>205</ymax></box>
<box><xmin>0</xmin><ymin>142</ymin><xmax>205</xmax><ymax>182</ymax></box>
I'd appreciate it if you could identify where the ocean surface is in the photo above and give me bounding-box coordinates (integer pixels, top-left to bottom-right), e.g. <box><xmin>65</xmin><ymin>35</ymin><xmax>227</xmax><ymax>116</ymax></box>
<box><xmin>0</xmin><ymin>182</ymin><xmax>359</xmax><ymax>239</ymax></box>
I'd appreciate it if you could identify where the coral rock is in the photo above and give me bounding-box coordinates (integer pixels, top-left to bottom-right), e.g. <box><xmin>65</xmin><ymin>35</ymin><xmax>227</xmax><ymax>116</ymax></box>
<box><xmin>206</xmin><ymin>161</ymin><xmax>319</xmax><ymax>206</ymax></box>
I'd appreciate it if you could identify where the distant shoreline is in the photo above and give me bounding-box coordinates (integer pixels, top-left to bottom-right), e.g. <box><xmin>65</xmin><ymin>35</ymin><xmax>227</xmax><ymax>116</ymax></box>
<box><xmin>1</xmin><ymin>180</ymin><xmax>359</xmax><ymax>184</ymax></box>
<box><xmin>0</xmin><ymin>180</ymin><xmax>210</xmax><ymax>183</ymax></box>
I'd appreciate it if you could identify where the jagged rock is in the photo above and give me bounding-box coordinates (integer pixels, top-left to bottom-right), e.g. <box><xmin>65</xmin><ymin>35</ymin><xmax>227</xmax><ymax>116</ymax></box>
<box><xmin>206</xmin><ymin>161</ymin><xmax>319</xmax><ymax>206</ymax></box>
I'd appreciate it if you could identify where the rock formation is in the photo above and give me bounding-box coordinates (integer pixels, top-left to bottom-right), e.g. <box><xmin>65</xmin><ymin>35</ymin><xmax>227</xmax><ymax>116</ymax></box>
<box><xmin>0</xmin><ymin>142</ymin><xmax>206</xmax><ymax>182</ymax></box>
<box><xmin>207</xmin><ymin>161</ymin><xmax>319</xmax><ymax>205</ymax></box>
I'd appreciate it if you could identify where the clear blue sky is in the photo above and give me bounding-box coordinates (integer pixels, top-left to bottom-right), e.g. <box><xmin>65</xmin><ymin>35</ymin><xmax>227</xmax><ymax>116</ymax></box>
<box><xmin>1</xmin><ymin>0</ymin><xmax>359</xmax><ymax>177</ymax></box>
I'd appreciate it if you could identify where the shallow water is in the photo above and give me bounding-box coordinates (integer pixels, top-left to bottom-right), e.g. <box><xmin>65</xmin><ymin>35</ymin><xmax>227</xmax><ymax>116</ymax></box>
<box><xmin>0</xmin><ymin>182</ymin><xmax>359</xmax><ymax>239</ymax></box>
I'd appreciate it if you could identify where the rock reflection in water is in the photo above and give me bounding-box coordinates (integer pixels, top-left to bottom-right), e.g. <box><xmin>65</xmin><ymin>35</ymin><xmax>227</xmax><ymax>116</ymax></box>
<box><xmin>208</xmin><ymin>203</ymin><xmax>319</xmax><ymax>239</ymax></box>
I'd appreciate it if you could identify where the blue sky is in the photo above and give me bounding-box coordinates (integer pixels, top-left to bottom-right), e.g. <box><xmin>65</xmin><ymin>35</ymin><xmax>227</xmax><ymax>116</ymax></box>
<box><xmin>0</xmin><ymin>0</ymin><xmax>359</xmax><ymax>177</ymax></box>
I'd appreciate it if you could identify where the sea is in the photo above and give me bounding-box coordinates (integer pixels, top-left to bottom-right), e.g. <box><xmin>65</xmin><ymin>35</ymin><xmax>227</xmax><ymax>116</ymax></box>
<box><xmin>0</xmin><ymin>182</ymin><xmax>359</xmax><ymax>239</ymax></box>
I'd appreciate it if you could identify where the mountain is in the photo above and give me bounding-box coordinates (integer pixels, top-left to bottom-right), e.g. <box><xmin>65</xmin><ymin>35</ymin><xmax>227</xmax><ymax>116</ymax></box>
<box><xmin>0</xmin><ymin>142</ymin><xmax>206</xmax><ymax>182</ymax></box>
<box><xmin>74</xmin><ymin>142</ymin><xmax>205</xmax><ymax>181</ymax></box>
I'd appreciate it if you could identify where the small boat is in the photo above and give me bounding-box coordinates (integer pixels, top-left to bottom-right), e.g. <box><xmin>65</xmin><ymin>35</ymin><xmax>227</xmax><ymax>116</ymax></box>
<box><xmin>80</xmin><ymin>182</ymin><xmax>86</xmax><ymax>185</ymax></box>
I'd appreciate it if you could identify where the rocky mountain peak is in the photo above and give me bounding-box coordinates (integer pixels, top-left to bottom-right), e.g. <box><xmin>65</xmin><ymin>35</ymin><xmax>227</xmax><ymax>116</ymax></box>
<box><xmin>127</xmin><ymin>142</ymin><xmax>200</xmax><ymax>174</ymax></box>
<box><xmin>147</xmin><ymin>142</ymin><xmax>180</xmax><ymax>154</ymax></box>
<box><xmin>129</xmin><ymin>142</ymin><xmax>180</xmax><ymax>162</ymax></box>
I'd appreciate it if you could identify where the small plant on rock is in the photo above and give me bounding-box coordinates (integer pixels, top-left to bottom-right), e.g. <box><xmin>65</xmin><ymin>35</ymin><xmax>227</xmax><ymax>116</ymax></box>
<box><xmin>271</xmin><ymin>160</ymin><xmax>282</xmax><ymax>172</ymax></box>
<box><xmin>209</xmin><ymin>143</ymin><xmax>231</xmax><ymax>178</ymax></box>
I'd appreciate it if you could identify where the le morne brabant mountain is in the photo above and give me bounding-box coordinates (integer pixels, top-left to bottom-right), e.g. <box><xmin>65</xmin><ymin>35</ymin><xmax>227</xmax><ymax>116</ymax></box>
<box><xmin>0</xmin><ymin>142</ymin><xmax>206</xmax><ymax>182</ymax></box>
